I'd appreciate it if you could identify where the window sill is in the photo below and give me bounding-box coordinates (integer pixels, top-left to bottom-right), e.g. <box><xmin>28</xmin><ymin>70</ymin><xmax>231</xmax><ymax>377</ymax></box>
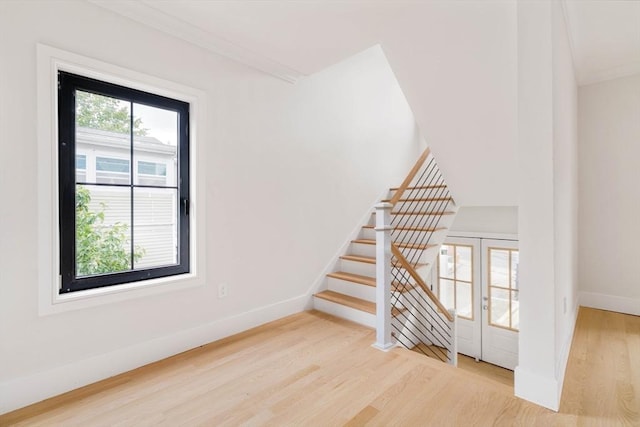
<box><xmin>40</xmin><ymin>272</ymin><xmax>204</xmax><ymax>316</ymax></box>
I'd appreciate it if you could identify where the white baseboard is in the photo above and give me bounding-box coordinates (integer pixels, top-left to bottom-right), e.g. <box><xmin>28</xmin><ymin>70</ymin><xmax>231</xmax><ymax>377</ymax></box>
<box><xmin>0</xmin><ymin>294</ymin><xmax>308</xmax><ymax>415</ymax></box>
<box><xmin>579</xmin><ymin>291</ymin><xmax>640</xmax><ymax>316</ymax></box>
<box><xmin>514</xmin><ymin>367</ymin><xmax>559</xmax><ymax>411</ymax></box>
<box><xmin>555</xmin><ymin>301</ymin><xmax>579</xmax><ymax>407</ymax></box>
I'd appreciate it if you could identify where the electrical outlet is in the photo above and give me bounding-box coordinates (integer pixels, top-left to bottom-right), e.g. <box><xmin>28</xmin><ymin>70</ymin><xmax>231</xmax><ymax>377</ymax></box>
<box><xmin>218</xmin><ymin>283</ymin><xmax>228</xmax><ymax>299</ymax></box>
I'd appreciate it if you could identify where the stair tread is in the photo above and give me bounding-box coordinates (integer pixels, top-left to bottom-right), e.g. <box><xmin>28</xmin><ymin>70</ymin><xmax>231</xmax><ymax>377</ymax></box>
<box><xmin>340</xmin><ymin>254</ymin><xmax>376</xmax><ymax>264</ymax></box>
<box><xmin>340</xmin><ymin>254</ymin><xmax>428</xmax><ymax>270</ymax></box>
<box><xmin>381</xmin><ymin>197</ymin><xmax>453</xmax><ymax>203</ymax></box>
<box><xmin>362</xmin><ymin>225</ymin><xmax>445</xmax><ymax>232</ymax></box>
<box><xmin>315</xmin><ymin>290</ymin><xmax>403</xmax><ymax>315</ymax></box>
<box><xmin>352</xmin><ymin>239</ymin><xmax>436</xmax><ymax>250</ymax></box>
<box><xmin>392</xmin><ymin>282</ymin><xmax>416</xmax><ymax>293</ymax></box>
<box><xmin>327</xmin><ymin>271</ymin><xmax>375</xmax><ymax>287</ymax></box>
<box><xmin>372</xmin><ymin>211</ymin><xmax>455</xmax><ymax>216</ymax></box>
<box><xmin>390</xmin><ymin>185</ymin><xmax>447</xmax><ymax>191</ymax></box>
<box><xmin>393</xmin><ymin>211</ymin><xmax>455</xmax><ymax>216</ymax></box>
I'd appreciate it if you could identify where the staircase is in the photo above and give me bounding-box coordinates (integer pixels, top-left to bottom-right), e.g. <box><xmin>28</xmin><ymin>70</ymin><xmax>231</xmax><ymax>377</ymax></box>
<box><xmin>313</xmin><ymin>147</ymin><xmax>458</xmax><ymax>363</ymax></box>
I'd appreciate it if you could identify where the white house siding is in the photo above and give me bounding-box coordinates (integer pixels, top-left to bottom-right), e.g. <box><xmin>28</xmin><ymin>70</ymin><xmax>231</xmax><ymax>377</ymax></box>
<box><xmin>77</xmin><ymin>127</ymin><xmax>178</xmax><ymax>270</ymax></box>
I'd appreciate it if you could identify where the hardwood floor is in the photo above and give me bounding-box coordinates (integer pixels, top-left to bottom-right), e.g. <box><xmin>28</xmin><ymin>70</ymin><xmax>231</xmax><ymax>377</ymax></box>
<box><xmin>457</xmin><ymin>355</ymin><xmax>514</xmax><ymax>388</ymax></box>
<box><xmin>0</xmin><ymin>307</ymin><xmax>638</xmax><ymax>426</ymax></box>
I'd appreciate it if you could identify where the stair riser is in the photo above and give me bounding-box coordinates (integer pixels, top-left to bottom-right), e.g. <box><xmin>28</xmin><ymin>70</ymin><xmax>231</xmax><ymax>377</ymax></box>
<box><xmin>390</xmin><ymin>214</ymin><xmax>453</xmax><ymax>228</ymax></box>
<box><xmin>392</xmin><ymin>200</ymin><xmax>453</xmax><ymax>211</ymax></box>
<box><xmin>361</xmin><ymin>227</ymin><xmax>447</xmax><ymax>243</ymax></box>
<box><xmin>390</xmin><ymin>188</ymin><xmax>449</xmax><ymax>198</ymax></box>
<box><xmin>340</xmin><ymin>258</ymin><xmax>376</xmax><ymax>277</ymax></box>
<box><xmin>349</xmin><ymin>242</ymin><xmax>376</xmax><ymax>258</ymax></box>
<box><xmin>350</xmin><ymin>242</ymin><xmax>435</xmax><ymax>263</ymax></box>
<box><xmin>340</xmin><ymin>257</ymin><xmax>429</xmax><ymax>283</ymax></box>
<box><xmin>313</xmin><ymin>297</ymin><xmax>375</xmax><ymax>328</ymax></box>
<box><xmin>395</xmin><ymin>246</ymin><xmax>436</xmax><ymax>263</ymax></box>
<box><xmin>327</xmin><ymin>277</ymin><xmax>376</xmax><ymax>302</ymax></box>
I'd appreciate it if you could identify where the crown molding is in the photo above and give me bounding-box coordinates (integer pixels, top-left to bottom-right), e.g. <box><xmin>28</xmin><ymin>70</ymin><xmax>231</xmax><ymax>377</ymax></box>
<box><xmin>89</xmin><ymin>0</ymin><xmax>303</xmax><ymax>84</ymax></box>
<box><xmin>560</xmin><ymin>0</ymin><xmax>640</xmax><ymax>86</ymax></box>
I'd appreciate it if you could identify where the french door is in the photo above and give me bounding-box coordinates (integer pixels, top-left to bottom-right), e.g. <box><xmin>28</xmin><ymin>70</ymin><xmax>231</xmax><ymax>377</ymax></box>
<box><xmin>433</xmin><ymin>237</ymin><xmax>519</xmax><ymax>370</ymax></box>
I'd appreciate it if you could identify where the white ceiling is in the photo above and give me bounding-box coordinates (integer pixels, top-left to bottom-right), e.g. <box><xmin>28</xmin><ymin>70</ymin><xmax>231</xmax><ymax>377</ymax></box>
<box><xmin>94</xmin><ymin>0</ymin><xmax>640</xmax><ymax>86</ymax></box>
<box><xmin>562</xmin><ymin>0</ymin><xmax>640</xmax><ymax>85</ymax></box>
<box><xmin>91</xmin><ymin>0</ymin><xmax>640</xmax><ymax>205</ymax></box>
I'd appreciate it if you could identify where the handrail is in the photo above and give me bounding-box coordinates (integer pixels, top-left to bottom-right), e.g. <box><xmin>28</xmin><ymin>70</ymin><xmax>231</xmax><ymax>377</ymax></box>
<box><xmin>388</xmin><ymin>147</ymin><xmax>431</xmax><ymax>206</ymax></box>
<box><xmin>391</xmin><ymin>243</ymin><xmax>454</xmax><ymax>322</ymax></box>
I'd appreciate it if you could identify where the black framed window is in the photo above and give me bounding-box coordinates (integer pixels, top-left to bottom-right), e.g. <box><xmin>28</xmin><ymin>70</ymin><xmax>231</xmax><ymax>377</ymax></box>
<box><xmin>58</xmin><ymin>71</ymin><xmax>190</xmax><ymax>293</ymax></box>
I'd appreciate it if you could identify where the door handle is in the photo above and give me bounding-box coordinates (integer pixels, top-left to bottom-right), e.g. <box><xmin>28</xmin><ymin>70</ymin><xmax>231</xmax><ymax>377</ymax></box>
<box><xmin>483</xmin><ymin>296</ymin><xmax>488</xmax><ymax>301</ymax></box>
<box><xmin>483</xmin><ymin>305</ymin><xmax>488</xmax><ymax>310</ymax></box>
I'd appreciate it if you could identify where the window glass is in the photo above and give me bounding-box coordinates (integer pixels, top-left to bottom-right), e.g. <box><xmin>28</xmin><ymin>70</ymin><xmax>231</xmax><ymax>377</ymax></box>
<box><xmin>488</xmin><ymin>248</ymin><xmax>520</xmax><ymax>331</ymax></box>
<box><xmin>75</xmin><ymin>154</ymin><xmax>86</xmax><ymax>183</ymax></box>
<box><xmin>438</xmin><ymin>243</ymin><xmax>474</xmax><ymax>320</ymax></box>
<box><xmin>58</xmin><ymin>71</ymin><xmax>189</xmax><ymax>293</ymax></box>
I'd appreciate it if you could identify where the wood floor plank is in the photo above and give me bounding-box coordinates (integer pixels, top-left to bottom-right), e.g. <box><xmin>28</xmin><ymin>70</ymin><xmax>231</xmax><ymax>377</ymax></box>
<box><xmin>1</xmin><ymin>308</ymin><xmax>638</xmax><ymax>426</ymax></box>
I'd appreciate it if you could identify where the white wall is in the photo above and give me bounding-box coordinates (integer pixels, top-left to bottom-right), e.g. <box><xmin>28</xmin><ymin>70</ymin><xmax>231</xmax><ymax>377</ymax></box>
<box><xmin>449</xmin><ymin>206</ymin><xmax>518</xmax><ymax>235</ymax></box>
<box><xmin>578</xmin><ymin>73</ymin><xmax>640</xmax><ymax>315</ymax></box>
<box><xmin>514</xmin><ymin>0</ymin><xmax>578</xmax><ymax>411</ymax></box>
<box><xmin>551</xmin><ymin>0</ymin><xmax>579</xmax><ymax>400</ymax></box>
<box><xmin>0</xmin><ymin>2</ymin><xmax>420</xmax><ymax>413</ymax></box>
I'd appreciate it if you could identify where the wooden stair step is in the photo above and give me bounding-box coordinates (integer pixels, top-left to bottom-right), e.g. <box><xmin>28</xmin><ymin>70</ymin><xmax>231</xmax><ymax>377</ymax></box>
<box><xmin>327</xmin><ymin>271</ymin><xmax>375</xmax><ymax>287</ymax></box>
<box><xmin>372</xmin><ymin>211</ymin><xmax>455</xmax><ymax>216</ymax></box>
<box><xmin>392</xmin><ymin>211</ymin><xmax>454</xmax><ymax>216</ymax></box>
<box><xmin>314</xmin><ymin>290</ymin><xmax>403</xmax><ymax>316</ymax></box>
<box><xmin>392</xmin><ymin>282</ymin><xmax>416</xmax><ymax>293</ymax></box>
<box><xmin>340</xmin><ymin>254</ymin><xmax>376</xmax><ymax>264</ymax></box>
<box><xmin>381</xmin><ymin>197</ymin><xmax>453</xmax><ymax>203</ymax></box>
<box><xmin>340</xmin><ymin>254</ymin><xmax>428</xmax><ymax>270</ymax></box>
<box><xmin>390</xmin><ymin>185</ymin><xmax>447</xmax><ymax>191</ymax></box>
<box><xmin>362</xmin><ymin>225</ymin><xmax>444</xmax><ymax>233</ymax></box>
<box><xmin>352</xmin><ymin>239</ymin><xmax>435</xmax><ymax>250</ymax></box>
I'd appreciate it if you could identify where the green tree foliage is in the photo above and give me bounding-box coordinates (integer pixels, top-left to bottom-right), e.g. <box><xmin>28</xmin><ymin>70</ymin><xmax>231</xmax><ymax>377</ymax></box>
<box><xmin>76</xmin><ymin>187</ymin><xmax>145</xmax><ymax>276</ymax></box>
<box><xmin>76</xmin><ymin>91</ymin><xmax>148</xmax><ymax>136</ymax></box>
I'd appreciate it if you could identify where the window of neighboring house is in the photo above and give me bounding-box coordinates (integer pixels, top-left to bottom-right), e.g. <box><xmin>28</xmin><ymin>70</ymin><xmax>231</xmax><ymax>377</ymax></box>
<box><xmin>96</xmin><ymin>156</ymin><xmax>130</xmax><ymax>184</ymax></box>
<box><xmin>75</xmin><ymin>154</ymin><xmax>86</xmax><ymax>182</ymax></box>
<box><xmin>58</xmin><ymin>71</ymin><xmax>190</xmax><ymax>293</ymax></box>
<box><xmin>137</xmin><ymin>160</ymin><xmax>168</xmax><ymax>186</ymax></box>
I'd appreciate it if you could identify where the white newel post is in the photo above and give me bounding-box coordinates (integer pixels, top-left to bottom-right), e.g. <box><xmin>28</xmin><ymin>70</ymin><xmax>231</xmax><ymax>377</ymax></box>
<box><xmin>448</xmin><ymin>308</ymin><xmax>458</xmax><ymax>366</ymax></box>
<box><xmin>373</xmin><ymin>202</ymin><xmax>394</xmax><ymax>351</ymax></box>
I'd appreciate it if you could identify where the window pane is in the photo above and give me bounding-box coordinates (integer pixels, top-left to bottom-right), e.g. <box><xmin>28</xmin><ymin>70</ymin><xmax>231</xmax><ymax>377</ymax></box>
<box><xmin>138</xmin><ymin>161</ymin><xmax>167</xmax><ymax>176</ymax></box>
<box><xmin>76</xmin><ymin>91</ymin><xmax>131</xmax><ymax>135</ymax></box>
<box><xmin>76</xmin><ymin>91</ymin><xmax>132</xmax><ymax>184</ymax></box>
<box><xmin>456</xmin><ymin>281</ymin><xmax>473</xmax><ymax>319</ymax></box>
<box><xmin>439</xmin><ymin>278</ymin><xmax>455</xmax><ymax>311</ymax></box>
<box><xmin>137</xmin><ymin>161</ymin><xmax>168</xmax><ymax>186</ymax></box>
<box><xmin>76</xmin><ymin>154</ymin><xmax>86</xmax><ymax>170</ymax></box>
<box><xmin>133</xmin><ymin>103</ymin><xmax>178</xmax><ymax>187</ymax></box>
<box><xmin>490</xmin><ymin>249</ymin><xmax>509</xmax><ymax>287</ymax></box>
<box><xmin>76</xmin><ymin>185</ymin><xmax>131</xmax><ymax>277</ymax></box>
<box><xmin>439</xmin><ymin>245</ymin><xmax>454</xmax><ymax>279</ymax></box>
<box><xmin>133</xmin><ymin>187</ymin><xmax>177</xmax><ymax>269</ymax></box>
<box><xmin>490</xmin><ymin>287</ymin><xmax>510</xmax><ymax>328</ymax></box>
<box><xmin>456</xmin><ymin>245</ymin><xmax>472</xmax><ymax>282</ymax></box>
<box><xmin>511</xmin><ymin>290</ymin><xmax>520</xmax><ymax>330</ymax></box>
<box><xmin>511</xmin><ymin>250</ymin><xmax>519</xmax><ymax>290</ymax></box>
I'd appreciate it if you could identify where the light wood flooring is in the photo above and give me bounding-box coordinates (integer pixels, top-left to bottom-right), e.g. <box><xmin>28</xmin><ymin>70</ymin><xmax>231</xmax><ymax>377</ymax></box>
<box><xmin>0</xmin><ymin>307</ymin><xmax>638</xmax><ymax>426</ymax></box>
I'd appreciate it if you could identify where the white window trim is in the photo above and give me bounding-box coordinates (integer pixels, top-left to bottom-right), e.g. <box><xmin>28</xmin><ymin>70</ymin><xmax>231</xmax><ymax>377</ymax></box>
<box><xmin>36</xmin><ymin>44</ymin><xmax>207</xmax><ymax>315</ymax></box>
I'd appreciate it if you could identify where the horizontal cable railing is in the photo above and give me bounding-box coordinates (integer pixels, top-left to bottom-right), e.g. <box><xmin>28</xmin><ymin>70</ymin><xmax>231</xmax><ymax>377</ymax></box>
<box><xmin>375</xmin><ymin>147</ymin><xmax>457</xmax><ymax>365</ymax></box>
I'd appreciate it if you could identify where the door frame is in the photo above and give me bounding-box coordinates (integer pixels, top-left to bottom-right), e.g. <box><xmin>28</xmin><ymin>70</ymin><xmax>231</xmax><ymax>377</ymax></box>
<box><xmin>432</xmin><ymin>233</ymin><xmax>518</xmax><ymax>369</ymax></box>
